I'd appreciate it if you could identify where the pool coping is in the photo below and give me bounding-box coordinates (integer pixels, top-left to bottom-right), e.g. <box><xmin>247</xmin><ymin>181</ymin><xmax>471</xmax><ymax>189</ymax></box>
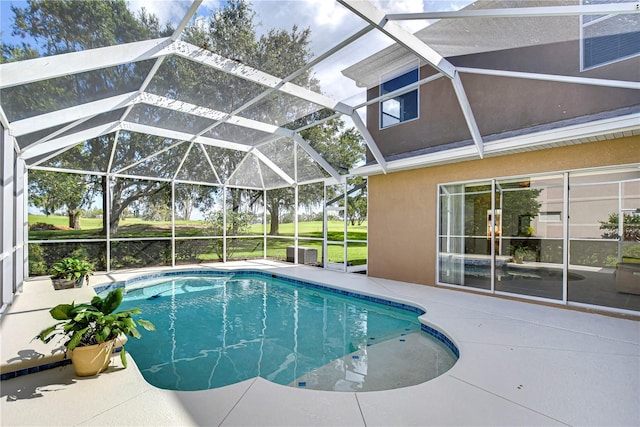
<box><xmin>2</xmin><ymin>260</ymin><xmax>638</xmax><ymax>426</ymax></box>
<box><xmin>1</xmin><ymin>266</ymin><xmax>461</xmax><ymax>381</ymax></box>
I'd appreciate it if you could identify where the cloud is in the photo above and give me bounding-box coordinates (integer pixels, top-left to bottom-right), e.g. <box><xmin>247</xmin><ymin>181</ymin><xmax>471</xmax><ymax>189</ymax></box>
<box><xmin>250</xmin><ymin>0</ymin><xmax>361</xmax><ymax>55</ymax></box>
<box><xmin>128</xmin><ymin>0</ymin><xmax>223</xmax><ymax>28</ymax></box>
<box><xmin>125</xmin><ymin>1</ymin><xmax>469</xmax><ymax>108</ymax></box>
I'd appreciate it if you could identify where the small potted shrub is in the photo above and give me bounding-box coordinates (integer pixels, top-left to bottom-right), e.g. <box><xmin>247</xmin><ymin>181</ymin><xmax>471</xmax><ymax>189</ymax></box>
<box><xmin>50</xmin><ymin>257</ymin><xmax>94</xmax><ymax>290</ymax></box>
<box><xmin>37</xmin><ymin>287</ymin><xmax>155</xmax><ymax>376</ymax></box>
<box><xmin>510</xmin><ymin>246</ymin><xmax>530</xmax><ymax>264</ymax></box>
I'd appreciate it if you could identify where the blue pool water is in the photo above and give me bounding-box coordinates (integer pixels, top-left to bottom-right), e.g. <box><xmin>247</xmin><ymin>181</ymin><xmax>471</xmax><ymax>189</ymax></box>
<box><xmin>117</xmin><ymin>272</ymin><xmax>457</xmax><ymax>391</ymax></box>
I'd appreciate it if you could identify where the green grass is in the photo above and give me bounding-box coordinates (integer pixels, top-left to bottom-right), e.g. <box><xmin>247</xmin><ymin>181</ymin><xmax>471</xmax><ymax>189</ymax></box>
<box><xmin>29</xmin><ymin>215</ymin><xmax>367</xmax><ymax>240</ymax></box>
<box><xmin>30</xmin><ymin>214</ymin><xmax>103</xmax><ymax>229</ymax></box>
<box><xmin>183</xmin><ymin>237</ymin><xmax>367</xmax><ymax>265</ymax></box>
<box><xmin>28</xmin><ymin>215</ymin><xmax>368</xmax><ymax>265</ymax></box>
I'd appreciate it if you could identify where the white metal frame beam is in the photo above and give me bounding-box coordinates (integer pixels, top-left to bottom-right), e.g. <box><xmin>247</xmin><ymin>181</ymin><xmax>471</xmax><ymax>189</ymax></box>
<box><xmin>251</xmin><ymin>148</ymin><xmax>295</xmax><ymax>186</ymax></box>
<box><xmin>0</xmin><ymin>38</ymin><xmax>173</xmax><ymax>89</ymax></box>
<box><xmin>386</xmin><ymin>3</ymin><xmax>640</xmax><ymax>20</ymax></box>
<box><xmin>198</xmin><ymin>142</ymin><xmax>223</xmax><ymax>184</ymax></box>
<box><xmin>0</xmin><ymin>106</ymin><xmax>10</xmax><ymax>131</ymax></box>
<box><xmin>338</xmin><ymin>0</ymin><xmax>456</xmax><ymax>79</ymax></box>
<box><xmin>352</xmin><ymin>112</ymin><xmax>640</xmax><ymax>176</ymax></box>
<box><xmin>112</xmin><ymin>139</ymin><xmax>187</xmax><ymax>175</ymax></box>
<box><xmin>21</xmin><ymin>122</ymin><xmax>119</xmax><ymax>161</ymax></box>
<box><xmin>353</xmin><ymin>73</ymin><xmax>444</xmax><ymax>109</ymax></box>
<box><xmin>139</xmin><ymin>93</ymin><xmax>227</xmax><ymax>122</ymax></box>
<box><xmin>292</xmin><ymin>134</ymin><xmax>343</xmax><ymax>183</ymax></box>
<box><xmin>170</xmin><ymin>40</ymin><xmax>353</xmax><ymax>115</ymax></box>
<box><xmin>1</xmin><ymin>130</ymin><xmax>16</xmax><ymax>309</ymax></box>
<box><xmin>350</xmin><ymin>111</ymin><xmax>388</xmax><ymax>172</ymax></box>
<box><xmin>121</xmin><ymin>122</ymin><xmax>251</xmax><ymax>152</ymax></box>
<box><xmin>11</xmin><ymin>92</ymin><xmax>139</xmax><ymax>137</ymax></box>
<box><xmin>451</xmin><ymin>74</ymin><xmax>484</xmax><ymax>158</ymax></box>
<box><xmin>171</xmin><ymin>1</ymin><xmax>202</xmax><ymax>41</ymax></box>
<box><xmin>131</xmin><ymin>95</ymin><xmax>344</xmax><ymax>184</ymax></box>
<box><xmin>457</xmin><ymin>67</ymin><xmax>640</xmax><ymax>90</ymax></box>
<box><xmin>12</xmin><ymin>92</ymin><xmax>342</xmax><ymax>184</ymax></box>
<box><xmin>338</xmin><ymin>0</ymin><xmax>484</xmax><ymax>159</ymax></box>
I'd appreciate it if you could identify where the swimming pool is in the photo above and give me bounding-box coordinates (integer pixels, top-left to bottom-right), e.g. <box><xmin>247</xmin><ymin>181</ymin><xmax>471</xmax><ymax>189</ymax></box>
<box><xmin>107</xmin><ymin>271</ymin><xmax>458</xmax><ymax>392</ymax></box>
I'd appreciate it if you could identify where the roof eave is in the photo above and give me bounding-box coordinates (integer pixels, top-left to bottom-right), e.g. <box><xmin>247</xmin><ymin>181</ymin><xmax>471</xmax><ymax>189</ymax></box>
<box><xmin>351</xmin><ymin>112</ymin><xmax>640</xmax><ymax>177</ymax></box>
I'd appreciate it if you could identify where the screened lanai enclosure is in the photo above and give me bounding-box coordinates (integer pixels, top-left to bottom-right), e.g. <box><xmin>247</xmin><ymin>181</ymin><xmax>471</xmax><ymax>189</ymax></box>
<box><xmin>1</xmin><ymin>0</ymin><xmax>639</xmax><ymax>313</ymax></box>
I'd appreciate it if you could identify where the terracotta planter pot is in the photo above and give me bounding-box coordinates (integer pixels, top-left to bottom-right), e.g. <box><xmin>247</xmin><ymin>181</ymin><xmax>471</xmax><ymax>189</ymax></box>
<box><xmin>70</xmin><ymin>340</ymin><xmax>115</xmax><ymax>377</ymax></box>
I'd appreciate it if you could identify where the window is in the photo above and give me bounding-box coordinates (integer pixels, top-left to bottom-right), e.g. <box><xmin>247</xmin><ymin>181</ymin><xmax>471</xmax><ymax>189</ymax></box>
<box><xmin>380</xmin><ymin>67</ymin><xmax>418</xmax><ymax>128</ymax></box>
<box><xmin>539</xmin><ymin>211</ymin><xmax>562</xmax><ymax>222</ymax></box>
<box><xmin>581</xmin><ymin>0</ymin><xmax>640</xmax><ymax>70</ymax></box>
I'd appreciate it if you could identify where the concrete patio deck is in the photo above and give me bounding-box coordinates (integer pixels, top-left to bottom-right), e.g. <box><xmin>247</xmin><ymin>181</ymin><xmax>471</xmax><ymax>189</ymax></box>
<box><xmin>1</xmin><ymin>260</ymin><xmax>638</xmax><ymax>426</ymax></box>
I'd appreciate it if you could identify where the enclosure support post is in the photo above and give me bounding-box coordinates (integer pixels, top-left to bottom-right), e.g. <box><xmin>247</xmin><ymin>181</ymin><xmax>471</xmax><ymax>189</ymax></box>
<box><xmin>105</xmin><ymin>175</ymin><xmax>111</xmax><ymax>272</ymax></box>
<box><xmin>263</xmin><ymin>189</ymin><xmax>267</xmax><ymax>260</ymax></box>
<box><xmin>343</xmin><ymin>181</ymin><xmax>348</xmax><ymax>273</ymax></box>
<box><xmin>1</xmin><ymin>128</ymin><xmax>16</xmax><ymax>312</ymax></box>
<box><xmin>14</xmin><ymin>156</ymin><xmax>25</xmax><ymax>294</ymax></box>
<box><xmin>294</xmin><ymin>184</ymin><xmax>299</xmax><ymax>264</ymax></box>
<box><xmin>171</xmin><ymin>180</ymin><xmax>175</xmax><ymax>267</ymax></box>
<box><xmin>323</xmin><ymin>183</ymin><xmax>328</xmax><ymax>269</ymax></box>
<box><xmin>562</xmin><ymin>172</ymin><xmax>569</xmax><ymax>304</ymax></box>
<box><xmin>490</xmin><ymin>179</ymin><xmax>496</xmax><ymax>293</ymax></box>
<box><xmin>223</xmin><ymin>186</ymin><xmax>227</xmax><ymax>263</ymax></box>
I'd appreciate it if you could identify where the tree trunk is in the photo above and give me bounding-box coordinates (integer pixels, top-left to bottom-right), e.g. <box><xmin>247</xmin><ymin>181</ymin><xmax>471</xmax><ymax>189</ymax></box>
<box><xmin>230</xmin><ymin>190</ymin><xmax>241</xmax><ymax>235</ymax></box>
<box><xmin>183</xmin><ymin>197</ymin><xmax>193</xmax><ymax>221</ymax></box>
<box><xmin>109</xmin><ymin>200</ymin><xmax>123</xmax><ymax>235</ymax></box>
<box><xmin>68</xmin><ymin>210</ymin><xmax>81</xmax><ymax>229</ymax></box>
<box><xmin>101</xmin><ymin>176</ymin><xmax>108</xmax><ymax>234</ymax></box>
<box><xmin>269</xmin><ymin>204</ymin><xmax>280</xmax><ymax>236</ymax></box>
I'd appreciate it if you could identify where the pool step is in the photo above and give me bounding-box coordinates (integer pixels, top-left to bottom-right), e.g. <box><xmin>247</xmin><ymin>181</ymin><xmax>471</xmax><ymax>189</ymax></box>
<box><xmin>290</xmin><ymin>331</ymin><xmax>457</xmax><ymax>392</ymax></box>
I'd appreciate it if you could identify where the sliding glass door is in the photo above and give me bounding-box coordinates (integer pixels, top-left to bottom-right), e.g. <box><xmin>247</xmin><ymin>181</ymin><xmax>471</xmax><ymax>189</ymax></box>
<box><xmin>494</xmin><ymin>174</ymin><xmax>565</xmax><ymax>300</ymax></box>
<box><xmin>438</xmin><ymin>181</ymin><xmax>492</xmax><ymax>290</ymax></box>
<box><xmin>568</xmin><ymin>170</ymin><xmax>640</xmax><ymax>311</ymax></box>
<box><xmin>438</xmin><ymin>166</ymin><xmax>640</xmax><ymax>313</ymax></box>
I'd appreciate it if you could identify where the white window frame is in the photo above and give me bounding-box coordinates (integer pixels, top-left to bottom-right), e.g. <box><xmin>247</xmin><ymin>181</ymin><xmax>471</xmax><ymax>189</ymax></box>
<box><xmin>580</xmin><ymin>0</ymin><xmax>640</xmax><ymax>71</ymax></box>
<box><xmin>379</xmin><ymin>62</ymin><xmax>420</xmax><ymax>130</ymax></box>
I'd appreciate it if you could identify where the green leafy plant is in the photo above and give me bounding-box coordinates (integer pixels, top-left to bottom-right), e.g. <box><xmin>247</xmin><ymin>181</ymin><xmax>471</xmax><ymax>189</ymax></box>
<box><xmin>510</xmin><ymin>246</ymin><xmax>531</xmax><ymax>264</ymax></box>
<box><xmin>49</xmin><ymin>256</ymin><xmax>94</xmax><ymax>281</ymax></box>
<box><xmin>37</xmin><ymin>288</ymin><xmax>155</xmax><ymax>367</ymax></box>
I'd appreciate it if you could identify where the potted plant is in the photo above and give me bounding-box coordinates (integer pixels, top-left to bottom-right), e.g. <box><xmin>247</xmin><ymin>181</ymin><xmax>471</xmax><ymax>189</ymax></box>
<box><xmin>510</xmin><ymin>246</ymin><xmax>530</xmax><ymax>264</ymax></box>
<box><xmin>50</xmin><ymin>256</ymin><xmax>94</xmax><ymax>290</ymax></box>
<box><xmin>37</xmin><ymin>287</ymin><xmax>155</xmax><ymax>376</ymax></box>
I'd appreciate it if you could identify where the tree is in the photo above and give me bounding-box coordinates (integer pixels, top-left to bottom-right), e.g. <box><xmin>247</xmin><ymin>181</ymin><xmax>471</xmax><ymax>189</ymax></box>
<box><xmin>600</xmin><ymin>212</ymin><xmax>640</xmax><ymax>242</ymax></box>
<box><xmin>28</xmin><ymin>170</ymin><xmax>94</xmax><ymax>229</ymax></box>
<box><xmin>304</xmin><ymin>126</ymin><xmax>366</xmax><ymax>175</ymax></box>
<box><xmin>259</xmin><ymin>121</ymin><xmax>366</xmax><ymax>235</ymax></box>
<box><xmin>10</xmin><ymin>0</ymin><xmax>167</xmax><ymax>54</ymax></box>
<box><xmin>183</xmin><ymin>0</ymin><xmax>359</xmax><ymax>236</ymax></box>
<box><xmin>464</xmin><ymin>182</ymin><xmax>542</xmax><ymax>238</ymax></box>
<box><xmin>7</xmin><ymin>0</ymin><xmax>174</xmax><ymax>234</ymax></box>
<box><xmin>12</xmin><ymin>0</ymin><xmax>364</xmax><ymax>238</ymax></box>
<box><xmin>347</xmin><ymin>179</ymin><xmax>368</xmax><ymax>226</ymax></box>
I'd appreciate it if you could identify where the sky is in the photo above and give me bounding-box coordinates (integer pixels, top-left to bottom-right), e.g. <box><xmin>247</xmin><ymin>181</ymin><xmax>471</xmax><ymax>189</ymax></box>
<box><xmin>1</xmin><ymin>0</ymin><xmax>472</xmax><ymax>103</ymax></box>
<box><xmin>123</xmin><ymin>0</ymin><xmax>472</xmax><ymax>102</ymax></box>
<box><xmin>4</xmin><ymin>0</ymin><xmax>472</xmax><ymax>216</ymax></box>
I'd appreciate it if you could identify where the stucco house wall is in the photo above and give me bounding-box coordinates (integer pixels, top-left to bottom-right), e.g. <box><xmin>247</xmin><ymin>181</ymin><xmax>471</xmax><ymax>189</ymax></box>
<box><xmin>364</xmin><ymin>41</ymin><xmax>639</xmax><ymax>162</ymax></box>
<box><xmin>366</xmin><ymin>136</ymin><xmax>640</xmax><ymax>285</ymax></box>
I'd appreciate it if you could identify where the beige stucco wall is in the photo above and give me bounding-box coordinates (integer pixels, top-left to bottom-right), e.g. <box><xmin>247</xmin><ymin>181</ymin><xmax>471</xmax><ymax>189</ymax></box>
<box><xmin>367</xmin><ymin>136</ymin><xmax>640</xmax><ymax>285</ymax></box>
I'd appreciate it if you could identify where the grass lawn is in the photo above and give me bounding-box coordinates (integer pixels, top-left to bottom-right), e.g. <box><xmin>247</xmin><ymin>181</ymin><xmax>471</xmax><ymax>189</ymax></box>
<box><xmin>28</xmin><ymin>215</ymin><xmax>368</xmax><ymax>266</ymax></box>
<box><xmin>29</xmin><ymin>215</ymin><xmax>367</xmax><ymax>240</ymax></box>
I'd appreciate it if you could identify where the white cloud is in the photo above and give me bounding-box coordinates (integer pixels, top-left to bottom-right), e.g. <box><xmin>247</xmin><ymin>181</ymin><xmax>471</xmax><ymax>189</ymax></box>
<box><xmin>250</xmin><ymin>0</ymin><xmax>360</xmax><ymax>55</ymax></box>
<box><xmin>128</xmin><ymin>0</ymin><xmax>216</xmax><ymax>28</ymax></box>
<box><xmin>125</xmin><ymin>0</ymin><xmax>468</xmax><ymax>108</ymax></box>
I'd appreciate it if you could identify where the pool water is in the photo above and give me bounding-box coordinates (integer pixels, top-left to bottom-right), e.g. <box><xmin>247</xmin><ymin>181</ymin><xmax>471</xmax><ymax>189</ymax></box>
<box><xmin>119</xmin><ymin>273</ymin><xmax>457</xmax><ymax>391</ymax></box>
